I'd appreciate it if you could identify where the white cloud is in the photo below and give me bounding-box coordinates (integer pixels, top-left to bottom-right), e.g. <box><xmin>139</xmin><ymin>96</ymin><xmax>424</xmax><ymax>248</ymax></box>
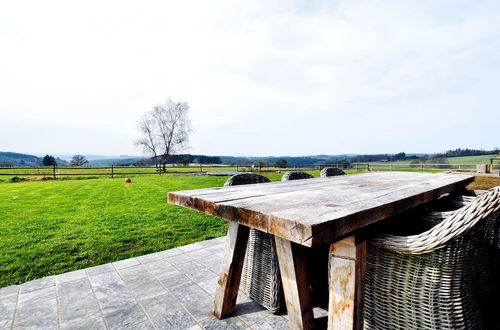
<box><xmin>0</xmin><ymin>0</ymin><xmax>499</xmax><ymax>156</ymax></box>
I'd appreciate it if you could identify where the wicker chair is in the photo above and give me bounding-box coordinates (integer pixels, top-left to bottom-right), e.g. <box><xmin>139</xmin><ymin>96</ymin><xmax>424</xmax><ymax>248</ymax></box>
<box><xmin>281</xmin><ymin>171</ymin><xmax>314</xmax><ymax>181</ymax></box>
<box><xmin>364</xmin><ymin>186</ymin><xmax>500</xmax><ymax>330</ymax></box>
<box><xmin>224</xmin><ymin>174</ymin><xmax>284</xmax><ymax>313</ymax></box>
<box><xmin>320</xmin><ymin>167</ymin><xmax>346</xmax><ymax>178</ymax></box>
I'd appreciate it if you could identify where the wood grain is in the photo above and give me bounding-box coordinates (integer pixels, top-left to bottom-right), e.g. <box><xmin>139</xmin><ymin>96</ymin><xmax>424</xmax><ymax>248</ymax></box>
<box><xmin>169</xmin><ymin>172</ymin><xmax>474</xmax><ymax>247</ymax></box>
<box><xmin>274</xmin><ymin>236</ymin><xmax>315</xmax><ymax>329</ymax></box>
<box><xmin>213</xmin><ymin>222</ymin><xmax>250</xmax><ymax>319</ymax></box>
<box><xmin>328</xmin><ymin>236</ymin><xmax>366</xmax><ymax>330</ymax></box>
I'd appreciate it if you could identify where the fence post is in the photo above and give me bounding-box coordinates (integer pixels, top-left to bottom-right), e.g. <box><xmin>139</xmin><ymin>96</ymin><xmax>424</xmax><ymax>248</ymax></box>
<box><xmin>111</xmin><ymin>165</ymin><xmax>114</xmax><ymax>178</ymax></box>
<box><xmin>53</xmin><ymin>165</ymin><xmax>56</xmax><ymax>180</ymax></box>
<box><xmin>367</xmin><ymin>163</ymin><xmax>370</xmax><ymax>171</ymax></box>
<box><xmin>421</xmin><ymin>164</ymin><xmax>424</xmax><ymax>172</ymax></box>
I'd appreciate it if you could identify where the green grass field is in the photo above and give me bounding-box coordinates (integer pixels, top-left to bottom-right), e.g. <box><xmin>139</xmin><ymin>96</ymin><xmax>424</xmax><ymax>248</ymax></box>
<box><xmin>0</xmin><ymin>173</ymin><xmax>293</xmax><ymax>287</ymax></box>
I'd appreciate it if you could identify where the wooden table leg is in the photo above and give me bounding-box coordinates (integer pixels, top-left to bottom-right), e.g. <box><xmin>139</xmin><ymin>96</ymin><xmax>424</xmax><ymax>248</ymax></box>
<box><xmin>213</xmin><ymin>222</ymin><xmax>250</xmax><ymax>319</ymax></box>
<box><xmin>328</xmin><ymin>235</ymin><xmax>366</xmax><ymax>330</ymax></box>
<box><xmin>275</xmin><ymin>236</ymin><xmax>315</xmax><ymax>330</ymax></box>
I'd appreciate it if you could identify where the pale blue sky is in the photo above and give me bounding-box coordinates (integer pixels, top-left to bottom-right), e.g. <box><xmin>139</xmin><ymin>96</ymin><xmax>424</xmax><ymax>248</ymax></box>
<box><xmin>0</xmin><ymin>0</ymin><xmax>499</xmax><ymax>157</ymax></box>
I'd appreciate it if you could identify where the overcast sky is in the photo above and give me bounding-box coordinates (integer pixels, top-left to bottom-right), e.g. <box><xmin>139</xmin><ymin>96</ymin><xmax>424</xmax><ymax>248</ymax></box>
<box><xmin>1</xmin><ymin>0</ymin><xmax>499</xmax><ymax>157</ymax></box>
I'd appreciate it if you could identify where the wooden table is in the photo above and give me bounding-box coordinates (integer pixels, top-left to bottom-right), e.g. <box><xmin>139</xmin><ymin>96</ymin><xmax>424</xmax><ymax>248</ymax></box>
<box><xmin>168</xmin><ymin>172</ymin><xmax>474</xmax><ymax>329</ymax></box>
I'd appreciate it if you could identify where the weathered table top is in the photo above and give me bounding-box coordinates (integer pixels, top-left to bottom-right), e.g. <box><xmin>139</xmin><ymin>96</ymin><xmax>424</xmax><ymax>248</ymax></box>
<box><xmin>168</xmin><ymin>172</ymin><xmax>474</xmax><ymax>247</ymax></box>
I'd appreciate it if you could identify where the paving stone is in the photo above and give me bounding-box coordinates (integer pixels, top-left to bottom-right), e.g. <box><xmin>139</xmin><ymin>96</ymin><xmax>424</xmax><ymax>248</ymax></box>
<box><xmin>0</xmin><ymin>285</ymin><xmax>19</xmax><ymax>299</ymax></box>
<box><xmin>86</xmin><ymin>263</ymin><xmax>115</xmax><ymax>276</ymax></box>
<box><xmin>126</xmin><ymin>320</ymin><xmax>156</xmax><ymax>330</ymax></box>
<box><xmin>185</xmin><ymin>325</ymin><xmax>204</xmax><ymax>330</ymax></box>
<box><xmin>160</xmin><ymin>273</ymin><xmax>193</xmax><ymax>290</ymax></box>
<box><xmin>155</xmin><ymin>247</ymin><xmax>183</xmax><ymax>258</ymax></box>
<box><xmin>137</xmin><ymin>252</ymin><xmax>166</xmax><ymax>264</ymax></box>
<box><xmin>14</xmin><ymin>315</ymin><xmax>58</xmax><ymax>329</ymax></box>
<box><xmin>93</xmin><ymin>281</ymin><xmax>132</xmax><ymax>300</ymax></box>
<box><xmin>124</xmin><ymin>277</ymin><xmax>168</xmax><ymax>300</ymax></box>
<box><xmin>18</xmin><ymin>286</ymin><xmax>56</xmax><ymax>307</ymax></box>
<box><xmin>89</xmin><ymin>270</ymin><xmax>123</xmax><ymax>286</ymax></box>
<box><xmin>61</xmin><ymin>317</ymin><xmax>106</xmax><ymax>330</ymax></box>
<box><xmin>20</xmin><ymin>276</ymin><xmax>55</xmax><ymax>293</ymax></box>
<box><xmin>178</xmin><ymin>243</ymin><xmax>204</xmax><ymax>253</ymax></box>
<box><xmin>200</xmin><ymin>315</ymin><xmax>247</xmax><ymax>329</ymax></box>
<box><xmin>175</xmin><ymin>260</ymin><xmax>204</xmax><ymax>274</ymax></box>
<box><xmin>186</xmin><ymin>248</ymin><xmax>214</xmax><ymax>260</ymax></box>
<box><xmin>165</xmin><ymin>253</ymin><xmax>193</xmax><ymax>265</ymax></box>
<box><xmin>139</xmin><ymin>294</ymin><xmax>180</xmax><ymax>318</ymax></box>
<box><xmin>234</xmin><ymin>301</ymin><xmax>270</xmax><ymax>326</ymax></box>
<box><xmin>118</xmin><ymin>265</ymin><xmax>151</xmax><ymax>282</ymax></box>
<box><xmin>197</xmin><ymin>255</ymin><xmax>223</xmax><ymax>267</ymax></box>
<box><xmin>59</xmin><ymin>302</ymin><xmax>102</xmax><ymax>328</ymax></box>
<box><xmin>250</xmin><ymin>313</ymin><xmax>289</xmax><ymax>329</ymax></box>
<box><xmin>198</xmin><ymin>277</ymin><xmax>218</xmax><ymax>295</ymax></box>
<box><xmin>57</xmin><ymin>278</ymin><xmax>96</xmax><ymax>310</ymax></box>
<box><xmin>171</xmin><ymin>283</ymin><xmax>211</xmax><ymax>305</ymax></box>
<box><xmin>150</xmin><ymin>306</ymin><xmax>197</xmax><ymax>329</ymax></box>
<box><xmin>103</xmin><ymin>303</ymin><xmax>147</xmax><ymax>330</ymax></box>
<box><xmin>98</xmin><ymin>295</ymin><xmax>137</xmax><ymax>314</ymax></box>
<box><xmin>112</xmin><ymin>257</ymin><xmax>140</xmax><ymax>270</ymax></box>
<box><xmin>183</xmin><ymin>295</ymin><xmax>213</xmax><ymax>321</ymax></box>
<box><xmin>148</xmin><ymin>262</ymin><xmax>181</xmax><ymax>281</ymax></box>
<box><xmin>207</xmin><ymin>262</ymin><xmax>222</xmax><ymax>274</ymax></box>
<box><xmin>55</xmin><ymin>269</ymin><xmax>87</xmax><ymax>284</ymax></box>
<box><xmin>0</xmin><ymin>295</ymin><xmax>17</xmax><ymax>328</ymax></box>
<box><xmin>15</xmin><ymin>298</ymin><xmax>57</xmax><ymax>324</ymax></box>
<box><xmin>188</xmin><ymin>267</ymin><xmax>217</xmax><ymax>283</ymax></box>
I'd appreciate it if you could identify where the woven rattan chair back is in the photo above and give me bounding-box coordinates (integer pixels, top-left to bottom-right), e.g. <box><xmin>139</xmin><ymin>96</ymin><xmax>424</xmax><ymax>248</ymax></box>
<box><xmin>364</xmin><ymin>186</ymin><xmax>500</xmax><ymax>329</ymax></box>
<box><xmin>281</xmin><ymin>171</ymin><xmax>314</xmax><ymax>181</ymax></box>
<box><xmin>320</xmin><ymin>167</ymin><xmax>346</xmax><ymax>178</ymax></box>
<box><xmin>223</xmin><ymin>173</ymin><xmax>283</xmax><ymax>313</ymax></box>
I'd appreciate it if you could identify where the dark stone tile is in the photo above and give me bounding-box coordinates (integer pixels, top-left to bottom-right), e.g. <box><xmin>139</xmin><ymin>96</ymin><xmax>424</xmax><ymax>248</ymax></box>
<box><xmin>118</xmin><ymin>265</ymin><xmax>151</xmax><ymax>282</ymax></box>
<box><xmin>103</xmin><ymin>304</ymin><xmax>147</xmax><ymax>330</ymax></box>
<box><xmin>189</xmin><ymin>268</ymin><xmax>217</xmax><ymax>284</ymax></box>
<box><xmin>234</xmin><ymin>301</ymin><xmax>270</xmax><ymax>326</ymax></box>
<box><xmin>186</xmin><ymin>248</ymin><xmax>214</xmax><ymax>260</ymax></box>
<box><xmin>198</xmin><ymin>277</ymin><xmax>218</xmax><ymax>295</ymax></box>
<box><xmin>250</xmin><ymin>314</ymin><xmax>289</xmax><ymax>329</ymax></box>
<box><xmin>93</xmin><ymin>281</ymin><xmax>132</xmax><ymax>300</ymax></box>
<box><xmin>200</xmin><ymin>316</ymin><xmax>247</xmax><ymax>329</ymax></box>
<box><xmin>183</xmin><ymin>295</ymin><xmax>213</xmax><ymax>321</ymax></box>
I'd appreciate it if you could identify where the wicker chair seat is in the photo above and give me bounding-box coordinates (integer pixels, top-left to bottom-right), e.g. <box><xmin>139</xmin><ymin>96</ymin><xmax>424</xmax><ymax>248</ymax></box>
<box><xmin>224</xmin><ymin>173</ymin><xmax>284</xmax><ymax>313</ymax></box>
<box><xmin>281</xmin><ymin>171</ymin><xmax>314</xmax><ymax>181</ymax></box>
<box><xmin>320</xmin><ymin>167</ymin><xmax>346</xmax><ymax>178</ymax></box>
<box><xmin>364</xmin><ymin>186</ymin><xmax>500</xmax><ymax>330</ymax></box>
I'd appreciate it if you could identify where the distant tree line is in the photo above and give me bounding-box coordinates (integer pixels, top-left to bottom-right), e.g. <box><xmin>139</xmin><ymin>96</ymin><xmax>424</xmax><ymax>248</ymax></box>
<box><xmin>441</xmin><ymin>148</ymin><xmax>499</xmax><ymax>158</ymax></box>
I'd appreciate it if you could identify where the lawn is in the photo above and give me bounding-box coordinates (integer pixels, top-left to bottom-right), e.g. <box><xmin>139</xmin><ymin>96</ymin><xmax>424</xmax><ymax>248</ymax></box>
<box><xmin>0</xmin><ymin>173</ymin><xmax>289</xmax><ymax>287</ymax></box>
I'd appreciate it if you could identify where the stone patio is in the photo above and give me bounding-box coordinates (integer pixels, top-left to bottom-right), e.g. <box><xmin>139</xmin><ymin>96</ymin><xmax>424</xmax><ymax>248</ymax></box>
<box><xmin>0</xmin><ymin>236</ymin><xmax>318</xmax><ymax>330</ymax></box>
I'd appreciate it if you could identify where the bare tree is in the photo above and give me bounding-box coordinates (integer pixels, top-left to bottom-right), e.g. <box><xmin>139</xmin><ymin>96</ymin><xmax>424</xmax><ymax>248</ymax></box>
<box><xmin>70</xmin><ymin>155</ymin><xmax>88</xmax><ymax>166</ymax></box>
<box><xmin>136</xmin><ymin>98</ymin><xmax>191</xmax><ymax>172</ymax></box>
<box><xmin>136</xmin><ymin>115</ymin><xmax>159</xmax><ymax>170</ymax></box>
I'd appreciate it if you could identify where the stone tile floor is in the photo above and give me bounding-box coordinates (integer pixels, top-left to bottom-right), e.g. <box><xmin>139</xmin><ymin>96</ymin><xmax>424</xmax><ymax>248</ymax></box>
<box><xmin>1</xmin><ymin>236</ymin><xmax>328</xmax><ymax>329</ymax></box>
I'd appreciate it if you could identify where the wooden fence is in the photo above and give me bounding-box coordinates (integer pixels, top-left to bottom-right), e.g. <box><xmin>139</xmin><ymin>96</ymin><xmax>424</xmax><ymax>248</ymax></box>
<box><xmin>0</xmin><ymin>162</ymin><xmax>498</xmax><ymax>180</ymax></box>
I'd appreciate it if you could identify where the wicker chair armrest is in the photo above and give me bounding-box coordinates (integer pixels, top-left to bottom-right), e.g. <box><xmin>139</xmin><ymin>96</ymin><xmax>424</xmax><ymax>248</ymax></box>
<box><xmin>371</xmin><ymin>186</ymin><xmax>500</xmax><ymax>254</ymax></box>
